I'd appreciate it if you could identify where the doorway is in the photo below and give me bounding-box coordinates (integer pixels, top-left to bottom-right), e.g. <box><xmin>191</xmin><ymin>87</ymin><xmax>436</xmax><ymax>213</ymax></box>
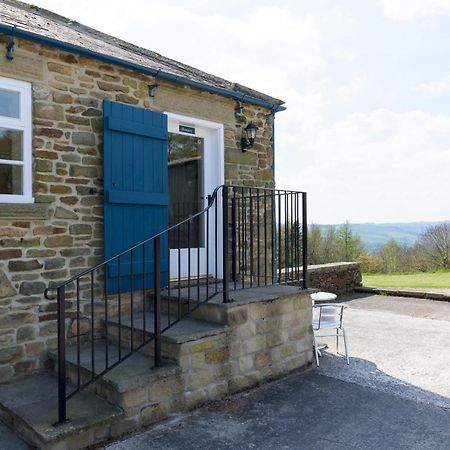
<box><xmin>167</xmin><ymin>113</ymin><xmax>224</xmax><ymax>279</ymax></box>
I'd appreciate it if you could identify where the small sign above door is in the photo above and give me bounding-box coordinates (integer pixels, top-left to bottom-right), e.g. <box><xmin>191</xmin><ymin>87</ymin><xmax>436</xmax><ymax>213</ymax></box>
<box><xmin>179</xmin><ymin>124</ymin><xmax>195</xmax><ymax>135</ymax></box>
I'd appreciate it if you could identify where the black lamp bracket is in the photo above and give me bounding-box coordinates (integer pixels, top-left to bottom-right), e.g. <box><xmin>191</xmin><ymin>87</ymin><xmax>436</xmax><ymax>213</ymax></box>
<box><xmin>148</xmin><ymin>83</ymin><xmax>159</xmax><ymax>97</ymax></box>
<box><xmin>6</xmin><ymin>37</ymin><xmax>15</xmax><ymax>61</ymax></box>
<box><xmin>241</xmin><ymin>137</ymin><xmax>252</xmax><ymax>152</ymax></box>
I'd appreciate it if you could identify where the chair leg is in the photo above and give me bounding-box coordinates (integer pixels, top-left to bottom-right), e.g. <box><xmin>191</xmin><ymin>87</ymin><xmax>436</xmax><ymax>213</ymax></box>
<box><xmin>342</xmin><ymin>328</ymin><xmax>350</xmax><ymax>365</ymax></box>
<box><xmin>336</xmin><ymin>328</ymin><xmax>339</xmax><ymax>352</ymax></box>
<box><xmin>312</xmin><ymin>329</ymin><xmax>320</xmax><ymax>367</ymax></box>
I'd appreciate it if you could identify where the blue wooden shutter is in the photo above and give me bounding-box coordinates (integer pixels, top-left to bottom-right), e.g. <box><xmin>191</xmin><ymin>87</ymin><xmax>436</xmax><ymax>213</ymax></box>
<box><xmin>103</xmin><ymin>100</ymin><xmax>168</xmax><ymax>293</ymax></box>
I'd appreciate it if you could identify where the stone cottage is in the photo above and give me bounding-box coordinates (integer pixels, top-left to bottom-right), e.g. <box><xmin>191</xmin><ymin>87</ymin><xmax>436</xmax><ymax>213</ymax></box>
<box><xmin>0</xmin><ymin>1</ymin><xmax>314</xmax><ymax>448</ymax></box>
<box><xmin>0</xmin><ymin>0</ymin><xmax>287</xmax><ymax>379</ymax></box>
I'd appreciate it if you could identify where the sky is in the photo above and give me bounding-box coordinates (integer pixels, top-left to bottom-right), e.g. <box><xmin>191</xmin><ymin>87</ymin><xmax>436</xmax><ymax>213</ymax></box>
<box><xmin>22</xmin><ymin>0</ymin><xmax>450</xmax><ymax>224</ymax></box>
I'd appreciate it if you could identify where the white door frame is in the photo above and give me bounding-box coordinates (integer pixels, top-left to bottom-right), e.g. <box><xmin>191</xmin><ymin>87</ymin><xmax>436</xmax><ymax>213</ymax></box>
<box><xmin>166</xmin><ymin>112</ymin><xmax>224</xmax><ymax>280</ymax></box>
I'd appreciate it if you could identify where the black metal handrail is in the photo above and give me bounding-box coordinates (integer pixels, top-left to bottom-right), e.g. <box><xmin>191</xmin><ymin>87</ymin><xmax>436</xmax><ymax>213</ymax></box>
<box><xmin>44</xmin><ymin>184</ymin><xmax>307</xmax><ymax>424</ymax></box>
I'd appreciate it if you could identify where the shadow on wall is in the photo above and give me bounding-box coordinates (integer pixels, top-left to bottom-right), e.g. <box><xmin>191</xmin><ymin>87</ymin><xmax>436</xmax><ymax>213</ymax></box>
<box><xmin>317</xmin><ymin>351</ymin><xmax>450</xmax><ymax>410</ymax></box>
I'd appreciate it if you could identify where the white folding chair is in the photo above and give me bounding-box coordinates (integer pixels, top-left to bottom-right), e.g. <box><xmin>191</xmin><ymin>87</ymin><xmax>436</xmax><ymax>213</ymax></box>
<box><xmin>312</xmin><ymin>303</ymin><xmax>349</xmax><ymax>366</ymax></box>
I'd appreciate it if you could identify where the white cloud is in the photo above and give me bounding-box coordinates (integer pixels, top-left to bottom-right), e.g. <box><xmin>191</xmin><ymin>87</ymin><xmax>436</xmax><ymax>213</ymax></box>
<box><xmin>413</xmin><ymin>75</ymin><xmax>450</xmax><ymax>96</ymax></box>
<box><xmin>379</xmin><ymin>0</ymin><xmax>450</xmax><ymax>20</ymax></box>
<box><xmin>276</xmin><ymin>109</ymin><xmax>450</xmax><ymax>224</ymax></box>
<box><xmin>19</xmin><ymin>1</ymin><xmax>450</xmax><ymax>224</ymax></box>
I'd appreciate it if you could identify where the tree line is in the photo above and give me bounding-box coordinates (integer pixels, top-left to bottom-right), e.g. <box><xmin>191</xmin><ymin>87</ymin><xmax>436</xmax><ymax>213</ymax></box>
<box><xmin>307</xmin><ymin>222</ymin><xmax>450</xmax><ymax>273</ymax></box>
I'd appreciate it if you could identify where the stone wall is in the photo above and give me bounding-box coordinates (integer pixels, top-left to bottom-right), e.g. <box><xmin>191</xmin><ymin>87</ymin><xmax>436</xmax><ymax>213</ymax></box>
<box><xmin>0</xmin><ymin>35</ymin><xmax>275</xmax><ymax>382</ymax></box>
<box><xmin>102</xmin><ymin>287</ymin><xmax>313</xmax><ymax>436</ymax></box>
<box><xmin>307</xmin><ymin>262</ymin><xmax>362</xmax><ymax>295</ymax></box>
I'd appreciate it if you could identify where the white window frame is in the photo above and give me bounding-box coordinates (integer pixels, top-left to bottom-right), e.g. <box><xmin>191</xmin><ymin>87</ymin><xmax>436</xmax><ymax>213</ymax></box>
<box><xmin>0</xmin><ymin>76</ymin><xmax>33</xmax><ymax>203</ymax></box>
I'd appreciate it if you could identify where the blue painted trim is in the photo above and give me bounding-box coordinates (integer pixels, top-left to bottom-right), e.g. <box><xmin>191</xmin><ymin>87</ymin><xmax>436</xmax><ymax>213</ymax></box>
<box><xmin>0</xmin><ymin>24</ymin><xmax>286</xmax><ymax>112</ymax></box>
<box><xmin>106</xmin><ymin>116</ymin><xmax>167</xmax><ymax>139</ymax></box>
<box><xmin>107</xmin><ymin>190</ymin><xmax>169</xmax><ymax>205</ymax></box>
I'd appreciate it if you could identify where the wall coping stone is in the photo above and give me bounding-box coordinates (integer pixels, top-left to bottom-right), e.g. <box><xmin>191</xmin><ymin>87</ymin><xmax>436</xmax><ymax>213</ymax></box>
<box><xmin>307</xmin><ymin>262</ymin><xmax>360</xmax><ymax>271</ymax></box>
<box><xmin>207</xmin><ymin>286</ymin><xmax>316</xmax><ymax>309</ymax></box>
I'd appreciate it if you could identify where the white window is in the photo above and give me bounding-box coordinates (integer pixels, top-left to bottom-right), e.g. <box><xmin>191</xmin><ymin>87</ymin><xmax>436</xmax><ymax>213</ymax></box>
<box><xmin>0</xmin><ymin>76</ymin><xmax>32</xmax><ymax>203</ymax></box>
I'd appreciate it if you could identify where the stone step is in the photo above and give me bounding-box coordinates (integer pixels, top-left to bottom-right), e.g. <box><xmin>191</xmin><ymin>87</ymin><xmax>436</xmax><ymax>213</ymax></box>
<box><xmin>0</xmin><ymin>371</ymin><xmax>123</xmax><ymax>450</ymax></box>
<box><xmin>105</xmin><ymin>310</ymin><xmax>228</xmax><ymax>359</ymax></box>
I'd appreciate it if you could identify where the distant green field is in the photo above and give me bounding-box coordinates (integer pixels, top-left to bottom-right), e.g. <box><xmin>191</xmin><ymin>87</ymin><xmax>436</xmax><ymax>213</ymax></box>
<box><xmin>362</xmin><ymin>271</ymin><xmax>450</xmax><ymax>289</ymax></box>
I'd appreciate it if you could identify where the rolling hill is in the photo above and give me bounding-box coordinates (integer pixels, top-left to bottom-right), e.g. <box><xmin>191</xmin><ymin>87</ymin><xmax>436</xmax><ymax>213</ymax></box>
<box><xmin>318</xmin><ymin>221</ymin><xmax>450</xmax><ymax>252</ymax></box>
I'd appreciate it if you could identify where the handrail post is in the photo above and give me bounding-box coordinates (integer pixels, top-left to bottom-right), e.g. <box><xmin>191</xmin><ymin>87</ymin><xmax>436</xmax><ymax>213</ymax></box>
<box><xmin>302</xmin><ymin>192</ymin><xmax>308</xmax><ymax>289</ymax></box>
<box><xmin>153</xmin><ymin>236</ymin><xmax>161</xmax><ymax>366</ymax></box>
<box><xmin>57</xmin><ymin>285</ymin><xmax>67</xmax><ymax>423</ymax></box>
<box><xmin>231</xmin><ymin>195</ymin><xmax>237</xmax><ymax>283</ymax></box>
<box><xmin>222</xmin><ymin>186</ymin><xmax>230</xmax><ymax>303</ymax></box>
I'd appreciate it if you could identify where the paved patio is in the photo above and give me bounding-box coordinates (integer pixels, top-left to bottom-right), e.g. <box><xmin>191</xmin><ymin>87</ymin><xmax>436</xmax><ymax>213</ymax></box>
<box><xmin>3</xmin><ymin>293</ymin><xmax>450</xmax><ymax>449</ymax></box>
<box><xmin>104</xmin><ymin>293</ymin><xmax>450</xmax><ymax>449</ymax></box>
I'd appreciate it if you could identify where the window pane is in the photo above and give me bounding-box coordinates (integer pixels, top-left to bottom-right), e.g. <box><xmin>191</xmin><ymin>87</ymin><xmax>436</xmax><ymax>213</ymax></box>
<box><xmin>0</xmin><ymin>88</ymin><xmax>20</xmax><ymax>119</ymax></box>
<box><xmin>168</xmin><ymin>133</ymin><xmax>204</xmax><ymax>249</ymax></box>
<box><xmin>0</xmin><ymin>164</ymin><xmax>22</xmax><ymax>194</ymax></box>
<box><xmin>0</xmin><ymin>128</ymin><xmax>23</xmax><ymax>160</ymax></box>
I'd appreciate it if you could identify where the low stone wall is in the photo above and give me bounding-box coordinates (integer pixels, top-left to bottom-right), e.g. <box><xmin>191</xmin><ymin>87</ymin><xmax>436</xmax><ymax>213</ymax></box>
<box><xmin>307</xmin><ymin>262</ymin><xmax>362</xmax><ymax>295</ymax></box>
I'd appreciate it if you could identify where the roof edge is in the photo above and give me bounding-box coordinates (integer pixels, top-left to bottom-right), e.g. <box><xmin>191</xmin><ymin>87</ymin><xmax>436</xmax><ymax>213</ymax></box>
<box><xmin>0</xmin><ymin>23</ymin><xmax>286</xmax><ymax>113</ymax></box>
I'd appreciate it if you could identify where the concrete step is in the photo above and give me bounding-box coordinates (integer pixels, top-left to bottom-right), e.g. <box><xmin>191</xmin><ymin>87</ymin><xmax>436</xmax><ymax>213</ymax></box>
<box><xmin>0</xmin><ymin>371</ymin><xmax>123</xmax><ymax>450</ymax></box>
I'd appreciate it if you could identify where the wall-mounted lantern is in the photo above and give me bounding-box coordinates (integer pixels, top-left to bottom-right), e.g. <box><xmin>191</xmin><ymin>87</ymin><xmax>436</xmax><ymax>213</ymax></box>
<box><xmin>241</xmin><ymin>122</ymin><xmax>258</xmax><ymax>152</ymax></box>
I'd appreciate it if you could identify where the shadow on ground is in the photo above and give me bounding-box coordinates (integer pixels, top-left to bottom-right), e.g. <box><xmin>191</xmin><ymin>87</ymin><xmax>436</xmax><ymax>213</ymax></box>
<box><xmin>316</xmin><ymin>351</ymin><xmax>450</xmax><ymax>409</ymax></box>
<box><xmin>106</xmin><ymin>362</ymin><xmax>450</xmax><ymax>450</ymax></box>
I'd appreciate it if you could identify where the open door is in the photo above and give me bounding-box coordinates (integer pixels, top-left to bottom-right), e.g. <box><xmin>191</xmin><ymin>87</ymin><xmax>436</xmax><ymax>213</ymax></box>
<box><xmin>103</xmin><ymin>100</ymin><xmax>169</xmax><ymax>293</ymax></box>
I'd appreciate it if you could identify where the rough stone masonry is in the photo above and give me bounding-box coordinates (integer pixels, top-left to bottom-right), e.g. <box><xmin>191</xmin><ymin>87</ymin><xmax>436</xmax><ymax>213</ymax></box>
<box><xmin>0</xmin><ymin>35</ymin><xmax>276</xmax><ymax>382</ymax></box>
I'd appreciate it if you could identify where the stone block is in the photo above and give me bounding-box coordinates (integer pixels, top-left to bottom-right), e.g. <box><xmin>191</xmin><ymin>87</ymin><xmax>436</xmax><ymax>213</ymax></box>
<box><xmin>120</xmin><ymin>387</ymin><xmax>148</xmax><ymax>409</ymax></box>
<box><xmin>35</xmin><ymin>159</ymin><xmax>53</xmax><ymax>172</ymax></box>
<box><xmin>238</xmin><ymin>355</ymin><xmax>254</xmax><ymax>372</ymax></box>
<box><xmin>148</xmin><ymin>377</ymin><xmax>184</xmax><ymax>402</ymax></box>
<box><xmin>207</xmin><ymin>382</ymin><xmax>228</xmax><ymax>400</ymax></box>
<box><xmin>254</xmin><ymin>351</ymin><xmax>270</xmax><ymax>369</ymax></box>
<box><xmin>0</xmin><ymin>249</ymin><xmax>22</xmax><ymax>260</ymax></box>
<box><xmin>44</xmin><ymin>235</ymin><xmax>73</xmax><ymax>248</ymax></box>
<box><xmin>16</xmin><ymin>325</ymin><xmax>36</xmax><ymax>343</ymax></box>
<box><xmin>54</xmin><ymin>206</ymin><xmax>78</xmax><ymax>219</ymax></box>
<box><xmin>72</xmin><ymin>132</ymin><xmax>96</xmax><ymax>146</ymax></box>
<box><xmin>244</xmin><ymin>335</ymin><xmax>266</xmax><ymax>353</ymax></box>
<box><xmin>266</xmin><ymin>331</ymin><xmax>286</xmax><ymax>348</ymax></box>
<box><xmin>227</xmin><ymin>307</ymin><xmax>248</xmax><ymax>325</ymax></box>
<box><xmin>0</xmin><ymin>345</ymin><xmax>23</xmax><ymax>364</ymax></box>
<box><xmin>280</xmin><ymin>344</ymin><xmax>294</xmax><ymax>357</ymax></box>
<box><xmin>97</xmin><ymin>81</ymin><xmax>129</xmax><ymax>93</ymax></box>
<box><xmin>140</xmin><ymin>402</ymin><xmax>168</xmax><ymax>426</ymax></box>
<box><xmin>69</xmin><ymin>224</ymin><xmax>92</xmax><ymax>235</ymax></box>
<box><xmin>186</xmin><ymin>367</ymin><xmax>213</xmax><ymax>391</ymax></box>
<box><xmin>8</xmin><ymin>259</ymin><xmax>43</xmax><ymax>272</ymax></box>
<box><xmin>236</xmin><ymin>321</ymin><xmax>256</xmax><ymax>339</ymax></box>
<box><xmin>47</xmin><ymin>62</ymin><xmax>73</xmax><ymax>75</ymax></box>
<box><xmin>19</xmin><ymin>281</ymin><xmax>45</xmax><ymax>296</ymax></box>
<box><xmin>184</xmin><ymin>389</ymin><xmax>207</xmax><ymax>409</ymax></box>
<box><xmin>37</xmin><ymin>321</ymin><xmax>55</xmax><ymax>339</ymax></box>
<box><xmin>0</xmin><ymin>269</ymin><xmax>16</xmax><ymax>298</ymax></box>
<box><xmin>116</xmin><ymin>93</ymin><xmax>138</xmax><ymax>104</ymax></box>
<box><xmin>189</xmin><ymin>339</ymin><xmax>216</xmax><ymax>354</ymax></box>
<box><xmin>205</xmin><ymin>348</ymin><xmax>228</xmax><ymax>364</ymax></box>
<box><xmin>50</xmin><ymin>185</ymin><xmax>72</xmax><ymax>194</ymax></box>
<box><xmin>44</xmin><ymin>257</ymin><xmax>66</xmax><ymax>270</ymax></box>
<box><xmin>190</xmin><ymin>351</ymin><xmax>205</xmax><ymax>369</ymax></box>
<box><xmin>256</xmin><ymin>317</ymin><xmax>280</xmax><ymax>333</ymax></box>
<box><xmin>34</xmin><ymin>103</ymin><xmax>64</xmax><ymax>121</ymax></box>
<box><xmin>69</xmin><ymin>164</ymin><xmax>97</xmax><ymax>177</ymax></box>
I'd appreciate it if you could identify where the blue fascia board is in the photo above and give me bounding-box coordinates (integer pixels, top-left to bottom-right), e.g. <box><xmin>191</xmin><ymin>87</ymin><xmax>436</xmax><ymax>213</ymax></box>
<box><xmin>0</xmin><ymin>24</ymin><xmax>286</xmax><ymax>112</ymax></box>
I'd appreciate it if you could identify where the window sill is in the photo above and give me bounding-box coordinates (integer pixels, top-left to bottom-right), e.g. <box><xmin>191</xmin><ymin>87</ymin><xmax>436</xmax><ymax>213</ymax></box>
<box><xmin>0</xmin><ymin>203</ymin><xmax>49</xmax><ymax>220</ymax></box>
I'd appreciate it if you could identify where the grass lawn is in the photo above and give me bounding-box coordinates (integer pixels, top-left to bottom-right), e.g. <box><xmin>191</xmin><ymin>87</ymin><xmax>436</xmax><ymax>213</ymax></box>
<box><xmin>362</xmin><ymin>270</ymin><xmax>450</xmax><ymax>289</ymax></box>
